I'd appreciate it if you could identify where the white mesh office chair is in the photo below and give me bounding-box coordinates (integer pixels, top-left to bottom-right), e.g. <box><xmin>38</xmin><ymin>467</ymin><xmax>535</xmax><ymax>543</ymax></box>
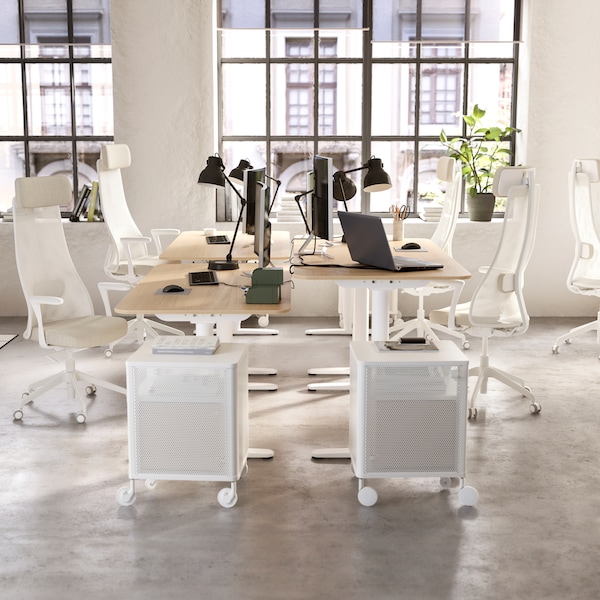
<box><xmin>97</xmin><ymin>143</ymin><xmax>183</xmax><ymax>342</ymax></box>
<box><xmin>552</xmin><ymin>159</ymin><xmax>600</xmax><ymax>357</ymax></box>
<box><xmin>392</xmin><ymin>156</ymin><xmax>468</xmax><ymax>347</ymax></box>
<box><xmin>430</xmin><ymin>166</ymin><xmax>541</xmax><ymax>418</ymax></box>
<box><xmin>12</xmin><ymin>175</ymin><xmax>128</xmax><ymax>424</ymax></box>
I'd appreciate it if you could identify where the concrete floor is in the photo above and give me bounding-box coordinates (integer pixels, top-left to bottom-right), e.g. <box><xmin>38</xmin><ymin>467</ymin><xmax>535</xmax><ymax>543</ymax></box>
<box><xmin>1</xmin><ymin>315</ymin><xmax>599</xmax><ymax>600</ymax></box>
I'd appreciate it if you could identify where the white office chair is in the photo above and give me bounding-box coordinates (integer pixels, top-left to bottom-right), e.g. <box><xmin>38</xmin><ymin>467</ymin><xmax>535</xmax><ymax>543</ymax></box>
<box><xmin>392</xmin><ymin>156</ymin><xmax>468</xmax><ymax>347</ymax></box>
<box><xmin>552</xmin><ymin>159</ymin><xmax>600</xmax><ymax>357</ymax></box>
<box><xmin>97</xmin><ymin>143</ymin><xmax>183</xmax><ymax>343</ymax></box>
<box><xmin>430</xmin><ymin>166</ymin><xmax>541</xmax><ymax>418</ymax></box>
<box><xmin>12</xmin><ymin>175</ymin><xmax>129</xmax><ymax>424</ymax></box>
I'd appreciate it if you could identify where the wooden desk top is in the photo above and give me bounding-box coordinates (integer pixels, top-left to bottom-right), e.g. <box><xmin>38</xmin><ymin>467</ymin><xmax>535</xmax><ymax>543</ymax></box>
<box><xmin>114</xmin><ymin>263</ymin><xmax>292</xmax><ymax>316</ymax></box>
<box><xmin>291</xmin><ymin>238</ymin><xmax>471</xmax><ymax>282</ymax></box>
<box><xmin>159</xmin><ymin>230</ymin><xmax>291</xmax><ymax>262</ymax></box>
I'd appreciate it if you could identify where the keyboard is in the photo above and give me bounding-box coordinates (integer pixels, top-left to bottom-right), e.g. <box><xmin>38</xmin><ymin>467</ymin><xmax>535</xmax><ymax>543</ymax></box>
<box><xmin>188</xmin><ymin>271</ymin><xmax>219</xmax><ymax>285</ymax></box>
<box><xmin>206</xmin><ymin>234</ymin><xmax>230</xmax><ymax>244</ymax></box>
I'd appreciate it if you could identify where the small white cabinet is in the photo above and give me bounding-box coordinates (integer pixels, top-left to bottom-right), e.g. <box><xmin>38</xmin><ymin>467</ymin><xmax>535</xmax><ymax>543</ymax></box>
<box><xmin>116</xmin><ymin>342</ymin><xmax>248</xmax><ymax>508</ymax></box>
<box><xmin>349</xmin><ymin>340</ymin><xmax>478</xmax><ymax>507</ymax></box>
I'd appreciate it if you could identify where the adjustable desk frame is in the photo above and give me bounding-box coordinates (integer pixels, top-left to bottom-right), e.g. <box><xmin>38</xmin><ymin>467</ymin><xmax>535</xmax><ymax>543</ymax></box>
<box><xmin>292</xmin><ymin>238</ymin><xmax>471</xmax><ymax>458</ymax></box>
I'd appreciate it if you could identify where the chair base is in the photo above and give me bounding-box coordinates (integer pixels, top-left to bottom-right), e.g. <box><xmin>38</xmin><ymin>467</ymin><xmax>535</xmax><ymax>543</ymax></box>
<box><xmin>552</xmin><ymin>314</ymin><xmax>600</xmax><ymax>355</ymax></box>
<box><xmin>112</xmin><ymin>314</ymin><xmax>184</xmax><ymax>349</ymax></box>
<box><xmin>13</xmin><ymin>354</ymin><xmax>126</xmax><ymax>424</ymax></box>
<box><xmin>468</xmin><ymin>362</ymin><xmax>540</xmax><ymax>417</ymax></box>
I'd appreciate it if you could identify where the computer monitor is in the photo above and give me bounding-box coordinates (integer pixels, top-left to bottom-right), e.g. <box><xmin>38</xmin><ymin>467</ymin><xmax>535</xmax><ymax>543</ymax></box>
<box><xmin>297</xmin><ymin>155</ymin><xmax>334</xmax><ymax>257</ymax></box>
<box><xmin>242</xmin><ymin>167</ymin><xmax>266</xmax><ymax>235</ymax></box>
<box><xmin>311</xmin><ymin>155</ymin><xmax>334</xmax><ymax>243</ymax></box>
<box><xmin>253</xmin><ymin>181</ymin><xmax>271</xmax><ymax>268</ymax></box>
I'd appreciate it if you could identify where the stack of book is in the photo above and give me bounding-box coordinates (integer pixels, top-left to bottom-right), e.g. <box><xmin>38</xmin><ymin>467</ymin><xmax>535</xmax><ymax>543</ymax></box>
<box><xmin>419</xmin><ymin>204</ymin><xmax>444</xmax><ymax>222</ymax></box>
<box><xmin>151</xmin><ymin>336</ymin><xmax>220</xmax><ymax>355</ymax></box>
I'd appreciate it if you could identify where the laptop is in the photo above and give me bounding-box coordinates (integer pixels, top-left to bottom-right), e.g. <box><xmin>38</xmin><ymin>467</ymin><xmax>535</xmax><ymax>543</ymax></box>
<box><xmin>338</xmin><ymin>211</ymin><xmax>444</xmax><ymax>272</ymax></box>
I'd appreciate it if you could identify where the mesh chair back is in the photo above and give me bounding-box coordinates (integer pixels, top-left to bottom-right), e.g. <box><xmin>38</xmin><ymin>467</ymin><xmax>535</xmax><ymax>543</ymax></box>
<box><xmin>13</xmin><ymin>176</ymin><xmax>94</xmax><ymax>337</ymax></box>
<box><xmin>97</xmin><ymin>144</ymin><xmax>149</xmax><ymax>275</ymax></box>
<box><xmin>567</xmin><ymin>159</ymin><xmax>600</xmax><ymax>294</ymax></box>
<box><xmin>469</xmin><ymin>167</ymin><xmax>539</xmax><ymax>333</ymax></box>
<box><xmin>431</xmin><ymin>156</ymin><xmax>462</xmax><ymax>256</ymax></box>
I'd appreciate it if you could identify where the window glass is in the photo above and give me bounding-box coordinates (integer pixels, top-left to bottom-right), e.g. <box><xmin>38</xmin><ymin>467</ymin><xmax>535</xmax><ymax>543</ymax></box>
<box><xmin>0</xmin><ymin>64</ymin><xmax>24</xmax><ymax>135</ymax></box>
<box><xmin>0</xmin><ymin>142</ymin><xmax>25</xmax><ymax>213</ymax></box>
<box><xmin>0</xmin><ymin>0</ymin><xmax>20</xmax><ymax>44</ymax></box>
<box><xmin>222</xmin><ymin>64</ymin><xmax>266</xmax><ymax>136</ymax></box>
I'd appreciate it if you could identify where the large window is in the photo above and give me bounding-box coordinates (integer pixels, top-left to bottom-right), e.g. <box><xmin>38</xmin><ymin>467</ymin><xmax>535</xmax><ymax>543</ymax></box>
<box><xmin>0</xmin><ymin>0</ymin><xmax>112</xmax><ymax>214</ymax></box>
<box><xmin>219</xmin><ymin>0</ymin><xmax>521</xmax><ymax>218</ymax></box>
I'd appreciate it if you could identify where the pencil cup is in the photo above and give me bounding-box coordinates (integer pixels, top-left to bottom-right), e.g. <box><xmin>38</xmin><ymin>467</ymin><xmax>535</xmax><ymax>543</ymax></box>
<box><xmin>392</xmin><ymin>220</ymin><xmax>404</xmax><ymax>241</ymax></box>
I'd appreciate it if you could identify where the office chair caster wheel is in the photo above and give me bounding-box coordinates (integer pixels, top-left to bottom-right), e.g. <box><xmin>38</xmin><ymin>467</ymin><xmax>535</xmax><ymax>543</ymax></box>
<box><xmin>358</xmin><ymin>486</ymin><xmax>378</xmax><ymax>507</ymax></box>
<box><xmin>258</xmin><ymin>315</ymin><xmax>269</xmax><ymax>327</ymax></box>
<box><xmin>116</xmin><ymin>485</ymin><xmax>136</xmax><ymax>507</ymax></box>
<box><xmin>529</xmin><ymin>402</ymin><xmax>541</xmax><ymax>414</ymax></box>
<box><xmin>76</xmin><ymin>412</ymin><xmax>86</xmax><ymax>424</ymax></box>
<box><xmin>462</xmin><ymin>341</ymin><xmax>471</xmax><ymax>350</ymax></box>
<box><xmin>552</xmin><ymin>345</ymin><xmax>559</xmax><ymax>354</ymax></box>
<box><xmin>217</xmin><ymin>487</ymin><xmax>238</xmax><ymax>508</ymax></box>
<box><xmin>467</xmin><ymin>407</ymin><xmax>478</xmax><ymax>420</ymax></box>
<box><xmin>439</xmin><ymin>477</ymin><xmax>452</xmax><ymax>489</ymax></box>
<box><xmin>85</xmin><ymin>384</ymin><xmax>97</xmax><ymax>396</ymax></box>
<box><xmin>13</xmin><ymin>409</ymin><xmax>23</xmax><ymax>421</ymax></box>
<box><xmin>458</xmin><ymin>485</ymin><xmax>479</xmax><ymax>507</ymax></box>
<box><xmin>145</xmin><ymin>479</ymin><xmax>157</xmax><ymax>489</ymax></box>
<box><xmin>565</xmin><ymin>338</ymin><xmax>572</xmax><ymax>345</ymax></box>
<box><xmin>104</xmin><ymin>348</ymin><xmax>113</xmax><ymax>358</ymax></box>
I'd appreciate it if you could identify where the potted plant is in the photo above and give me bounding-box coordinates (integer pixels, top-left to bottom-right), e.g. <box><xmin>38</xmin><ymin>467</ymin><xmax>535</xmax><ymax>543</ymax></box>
<box><xmin>440</xmin><ymin>104</ymin><xmax>520</xmax><ymax>221</ymax></box>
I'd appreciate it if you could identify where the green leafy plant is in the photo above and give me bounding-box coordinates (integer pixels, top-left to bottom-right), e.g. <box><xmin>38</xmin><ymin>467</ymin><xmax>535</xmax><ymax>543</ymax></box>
<box><xmin>440</xmin><ymin>104</ymin><xmax>520</xmax><ymax>198</ymax></box>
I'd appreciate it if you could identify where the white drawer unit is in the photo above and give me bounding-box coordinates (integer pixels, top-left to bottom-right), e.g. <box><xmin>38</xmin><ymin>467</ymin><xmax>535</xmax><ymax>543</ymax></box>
<box><xmin>349</xmin><ymin>340</ymin><xmax>478</xmax><ymax>507</ymax></box>
<box><xmin>116</xmin><ymin>342</ymin><xmax>248</xmax><ymax>508</ymax></box>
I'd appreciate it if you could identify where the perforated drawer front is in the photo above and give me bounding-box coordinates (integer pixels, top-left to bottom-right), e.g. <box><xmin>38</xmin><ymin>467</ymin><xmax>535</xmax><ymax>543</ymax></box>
<box><xmin>125</xmin><ymin>343</ymin><xmax>249</xmax><ymax>482</ymax></box>
<box><xmin>349</xmin><ymin>341</ymin><xmax>468</xmax><ymax>479</ymax></box>
<box><xmin>363</xmin><ymin>364</ymin><xmax>465</xmax><ymax>473</ymax></box>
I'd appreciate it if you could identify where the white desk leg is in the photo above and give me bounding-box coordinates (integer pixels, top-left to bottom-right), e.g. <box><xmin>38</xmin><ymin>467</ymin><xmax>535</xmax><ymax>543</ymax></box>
<box><xmin>370</xmin><ymin>288</ymin><xmax>390</xmax><ymax>342</ymax></box>
<box><xmin>305</xmin><ymin>286</ymin><xmax>353</xmax><ymax>335</ymax></box>
<box><xmin>234</xmin><ymin>318</ymin><xmax>279</xmax><ymax>336</ymax></box>
<box><xmin>310</xmin><ymin>287</ymin><xmax>369</xmax><ymax>457</ymax></box>
<box><xmin>306</xmin><ymin>288</ymin><xmax>368</xmax><ymax>391</ymax></box>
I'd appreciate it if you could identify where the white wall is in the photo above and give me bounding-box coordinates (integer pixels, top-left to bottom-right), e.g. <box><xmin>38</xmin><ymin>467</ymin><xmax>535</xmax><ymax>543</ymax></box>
<box><xmin>2</xmin><ymin>0</ymin><xmax>600</xmax><ymax>318</ymax></box>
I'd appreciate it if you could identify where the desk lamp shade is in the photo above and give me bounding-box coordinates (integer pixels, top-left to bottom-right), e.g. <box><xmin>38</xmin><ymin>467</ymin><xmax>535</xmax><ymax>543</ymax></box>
<box><xmin>198</xmin><ymin>155</ymin><xmax>226</xmax><ymax>187</ymax></box>
<box><xmin>332</xmin><ymin>157</ymin><xmax>392</xmax><ymax>204</ymax></box>
<box><xmin>229</xmin><ymin>159</ymin><xmax>253</xmax><ymax>184</ymax></box>
<box><xmin>363</xmin><ymin>158</ymin><xmax>392</xmax><ymax>192</ymax></box>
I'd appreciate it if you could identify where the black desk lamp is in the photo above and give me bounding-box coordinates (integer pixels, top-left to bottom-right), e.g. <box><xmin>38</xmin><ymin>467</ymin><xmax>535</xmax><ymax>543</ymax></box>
<box><xmin>293</xmin><ymin>189</ymin><xmax>313</xmax><ymax>236</ymax></box>
<box><xmin>229</xmin><ymin>159</ymin><xmax>281</xmax><ymax>216</ymax></box>
<box><xmin>333</xmin><ymin>156</ymin><xmax>392</xmax><ymax>209</ymax></box>
<box><xmin>198</xmin><ymin>154</ymin><xmax>246</xmax><ymax>270</ymax></box>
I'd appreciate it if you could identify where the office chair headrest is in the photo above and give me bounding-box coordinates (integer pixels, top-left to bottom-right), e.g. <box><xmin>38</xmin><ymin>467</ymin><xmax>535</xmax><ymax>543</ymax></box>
<box><xmin>436</xmin><ymin>156</ymin><xmax>455</xmax><ymax>182</ymax></box>
<box><xmin>492</xmin><ymin>166</ymin><xmax>535</xmax><ymax>197</ymax></box>
<box><xmin>15</xmin><ymin>175</ymin><xmax>72</xmax><ymax>208</ymax></box>
<box><xmin>101</xmin><ymin>144</ymin><xmax>131</xmax><ymax>170</ymax></box>
<box><xmin>574</xmin><ymin>159</ymin><xmax>600</xmax><ymax>183</ymax></box>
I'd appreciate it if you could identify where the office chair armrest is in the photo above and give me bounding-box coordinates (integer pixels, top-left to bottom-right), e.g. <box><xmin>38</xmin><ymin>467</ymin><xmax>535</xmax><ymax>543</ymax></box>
<box><xmin>150</xmin><ymin>228</ymin><xmax>180</xmax><ymax>254</ymax></box>
<box><xmin>29</xmin><ymin>295</ymin><xmax>63</xmax><ymax>349</ymax></box>
<box><xmin>120</xmin><ymin>236</ymin><xmax>152</xmax><ymax>281</ymax></box>
<box><xmin>98</xmin><ymin>281</ymin><xmax>131</xmax><ymax>317</ymax></box>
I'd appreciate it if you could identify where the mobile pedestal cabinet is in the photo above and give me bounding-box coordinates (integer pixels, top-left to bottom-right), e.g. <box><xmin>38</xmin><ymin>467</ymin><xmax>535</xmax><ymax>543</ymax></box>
<box><xmin>349</xmin><ymin>340</ymin><xmax>478</xmax><ymax>507</ymax></box>
<box><xmin>116</xmin><ymin>342</ymin><xmax>248</xmax><ymax>508</ymax></box>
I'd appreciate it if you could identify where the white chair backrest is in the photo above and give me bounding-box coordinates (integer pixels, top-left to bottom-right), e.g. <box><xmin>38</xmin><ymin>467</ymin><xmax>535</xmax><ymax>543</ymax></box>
<box><xmin>97</xmin><ymin>143</ymin><xmax>148</xmax><ymax>274</ymax></box>
<box><xmin>431</xmin><ymin>156</ymin><xmax>461</xmax><ymax>256</ymax></box>
<box><xmin>13</xmin><ymin>176</ymin><xmax>94</xmax><ymax>334</ymax></box>
<box><xmin>469</xmin><ymin>167</ymin><xmax>539</xmax><ymax>332</ymax></box>
<box><xmin>567</xmin><ymin>159</ymin><xmax>600</xmax><ymax>288</ymax></box>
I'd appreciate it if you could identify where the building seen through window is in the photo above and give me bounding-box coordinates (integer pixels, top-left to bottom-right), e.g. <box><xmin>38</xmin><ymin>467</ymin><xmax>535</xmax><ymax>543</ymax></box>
<box><xmin>219</xmin><ymin>0</ymin><xmax>520</xmax><ymax>219</ymax></box>
<box><xmin>0</xmin><ymin>0</ymin><xmax>112</xmax><ymax>215</ymax></box>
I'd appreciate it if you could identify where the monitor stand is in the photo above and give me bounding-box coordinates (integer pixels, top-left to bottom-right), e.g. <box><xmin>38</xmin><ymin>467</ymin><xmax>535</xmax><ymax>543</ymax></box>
<box><xmin>297</xmin><ymin>233</ymin><xmax>334</xmax><ymax>259</ymax></box>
